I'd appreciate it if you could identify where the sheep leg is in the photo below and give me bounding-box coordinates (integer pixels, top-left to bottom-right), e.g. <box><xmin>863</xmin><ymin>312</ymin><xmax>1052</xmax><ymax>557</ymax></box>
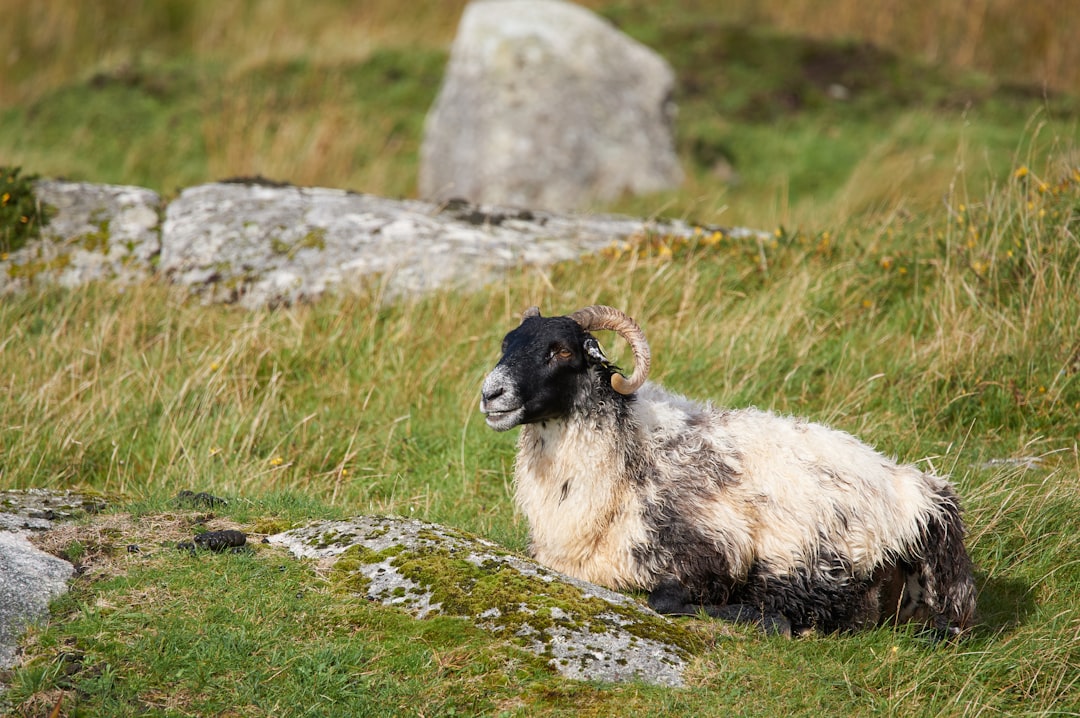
<box><xmin>647</xmin><ymin>579</ymin><xmax>793</xmax><ymax>637</ymax></box>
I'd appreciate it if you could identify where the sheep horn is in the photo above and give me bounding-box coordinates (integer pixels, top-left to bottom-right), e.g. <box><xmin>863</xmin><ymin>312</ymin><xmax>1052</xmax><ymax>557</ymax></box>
<box><xmin>568</xmin><ymin>305</ymin><xmax>651</xmax><ymax>395</ymax></box>
<box><xmin>522</xmin><ymin>306</ymin><xmax>541</xmax><ymax>319</ymax></box>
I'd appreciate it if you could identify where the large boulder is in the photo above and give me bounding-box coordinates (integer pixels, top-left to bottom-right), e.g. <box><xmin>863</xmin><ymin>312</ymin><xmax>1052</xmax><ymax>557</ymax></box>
<box><xmin>419</xmin><ymin>0</ymin><xmax>684</xmax><ymax>211</ymax></box>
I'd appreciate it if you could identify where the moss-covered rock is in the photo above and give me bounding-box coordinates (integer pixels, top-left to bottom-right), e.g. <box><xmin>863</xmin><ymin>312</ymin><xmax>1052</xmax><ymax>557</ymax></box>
<box><xmin>0</xmin><ymin>180</ymin><xmax>159</xmax><ymax>294</ymax></box>
<box><xmin>268</xmin><ymin>515</ymin><xmax>696</xmax><ymax>686</ymax></box>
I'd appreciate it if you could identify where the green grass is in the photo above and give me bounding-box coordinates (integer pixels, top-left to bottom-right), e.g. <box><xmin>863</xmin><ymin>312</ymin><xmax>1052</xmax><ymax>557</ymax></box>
<box><xmin>3</xmin><ymin>157</ymin><xmax>1079</xmax><ymax>717</ymax></box>
<box><xmin>2</xmin><ymin>1</ymin><xmax>1080</xmax><ymax>715</ymax></box>
<box><xmin>2</xmin><ymin>3</ymin><xmax>1078</xmax><ymax>228</ymax></box>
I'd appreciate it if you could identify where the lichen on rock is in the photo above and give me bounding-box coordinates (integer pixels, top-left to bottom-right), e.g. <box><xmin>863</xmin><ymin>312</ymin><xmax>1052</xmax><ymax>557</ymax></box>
<box><xmin>0</xmin><ymin>180</ymin><xmax>160</xmax><ymax>294</ymax></box>
<box><xmin>268</xmin><ymin>515</ymin><xmax>696</xmax><ymax>686</ymax></box>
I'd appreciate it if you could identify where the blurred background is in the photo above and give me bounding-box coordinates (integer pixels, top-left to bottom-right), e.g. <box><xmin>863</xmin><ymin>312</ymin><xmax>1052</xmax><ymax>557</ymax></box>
<box><xmin>2</xmin><ymin>0</ymin><xmax>1077</xmax><ymax>228</ymax></box>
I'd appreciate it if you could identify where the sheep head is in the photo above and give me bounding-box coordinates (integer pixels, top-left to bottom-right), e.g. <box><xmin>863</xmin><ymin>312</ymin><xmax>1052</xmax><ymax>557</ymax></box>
<box><xmin>480</xmin><ymin>305</ymin><xmax>651</xmax><ymax>431</ymax></box>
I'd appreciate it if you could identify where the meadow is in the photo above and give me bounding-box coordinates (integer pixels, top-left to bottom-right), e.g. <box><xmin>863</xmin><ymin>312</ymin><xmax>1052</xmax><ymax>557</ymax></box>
<box><xmin>1</xmin><ymin>1</ymin><xmax>1078</xmax><ymax>715</ymax></box>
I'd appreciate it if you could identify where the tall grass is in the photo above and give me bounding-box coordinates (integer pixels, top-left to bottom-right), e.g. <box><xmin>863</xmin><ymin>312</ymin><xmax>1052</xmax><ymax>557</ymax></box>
<box><xmin>749</xmin><ymin>0</ymin><xmax>1080</xmax><ymax>95</ymax></box>
<box><xmin>4</xmin><ymin>1</ymin><xmax>1077</xmax><ymax>105</ymax></box>
<box><xmin>2</xmin><ymin>2</ymin><xmax>1078</xmax><ymax>713</ymax></box>
<box><xmin>0</xmin><ymin>1</ymin><xmax>469</xmax><ymax>108</ymax></box>
<box><xmin>2</xmin><ymin>1</ymin><xmax>1078</xmax><ymax>230</ymax></box>
<box><xmin>2</xmin><ymin>143</ymin><xmax>1076</xmax><ymax>522</ymax></box>
<box><xmin>3</xmin><ymin>147</ymin><xmax>1078</xmax><ymax>716</ymax></box>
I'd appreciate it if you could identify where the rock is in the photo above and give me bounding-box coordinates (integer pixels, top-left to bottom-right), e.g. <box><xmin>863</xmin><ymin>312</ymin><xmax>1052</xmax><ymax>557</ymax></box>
<box><xmin>0</xmin><ymin>490</ymin><xmax>102</xmax><ymax>674</ymax></box>
<box><xmin>160</xmin><ymin>182</ymin><xmax>705</xmax><ymax>308</ymax></box>
<box><xmin>0</xmin><ymin>489</ymin><xmax>107</xmax><ymax>533</ymax></box>
<box><xmin>0</xmin><ymin>533</ymin><xmax>74</xmax><ymax>671</ymax></box>
<box><xmin>0</xmin><ymin>181</ymin><xmax>160</xmax><ymax>294</ymax></box>
<box><xmin>268</xmin><ymin>515</ymin><xmax>693</xmax><ymax>686</ymax></box>
<box><xmin>5</xmin><ymin>178</ymin><xmax>767</xmax><ymax>307</ymax></box>
<box><xmin>419</xmin><ymin>0</ymin><xmax>684</xmax><ymax>211</ymax></box>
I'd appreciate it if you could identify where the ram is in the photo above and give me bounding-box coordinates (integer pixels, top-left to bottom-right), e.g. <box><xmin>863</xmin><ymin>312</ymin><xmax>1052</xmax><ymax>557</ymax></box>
<box><xmin>480</xmin><ymin>305</ymin><xmax>976</xmax><ymax>636</ymax></box>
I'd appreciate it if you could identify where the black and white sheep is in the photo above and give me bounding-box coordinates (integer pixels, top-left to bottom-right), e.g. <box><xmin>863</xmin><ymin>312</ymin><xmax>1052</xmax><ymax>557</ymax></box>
<box><xmin>480</xmin><ymin>305</ymin><xmax>976</xmax><ymax>636</ymax></box>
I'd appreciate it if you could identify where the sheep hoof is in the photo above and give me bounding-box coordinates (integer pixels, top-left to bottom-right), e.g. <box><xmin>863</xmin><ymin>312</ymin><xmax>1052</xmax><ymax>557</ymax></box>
<box><xmin>647</xmin><ymin>579</ymin><xmax>699</xmax><ymax>616</ymax></box>
<box><xmin>709</xmin><ymin>604</ymin><xmax>793</xmax><ymax>638</ymax></box>
<box><xmin>758</xmin><ymin>612</ymin><xmax>794</xmax><ymax>638</ymax></box>
<box><xmin>648</xmin><ymin>582</ymin><xmax>794</xmax><ymax>638</ymax></box>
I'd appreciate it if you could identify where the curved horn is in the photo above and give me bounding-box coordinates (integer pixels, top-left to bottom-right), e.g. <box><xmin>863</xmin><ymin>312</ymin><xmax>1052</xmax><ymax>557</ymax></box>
<box><xmin>522</xmin><ymin>306</ymin><xmax>541</xmax><ymax>320</ymax></box>
<box><xmin>568</xmin><ymin>305</ymin><xmax>651</xmax><ymax>395</ymax></box>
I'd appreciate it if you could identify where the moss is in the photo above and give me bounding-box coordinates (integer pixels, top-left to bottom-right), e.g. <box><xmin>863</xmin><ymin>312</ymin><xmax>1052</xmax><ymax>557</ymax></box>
<box><xmin>382</xmin><ymin>545</ymin><xmax>700</xmax><ymax>657</ymax></box>
<box><xmin>298</xmin><ymin>228</ymin><xmax>326</xmax><ymax>251</ymax></box>
<box><xmin>305</xmin><ymin>528</ymin><xmax>359</xmax><ymax>549</ymax></box>
<box><xmin>6</xmin><ymin>252</ymin><xmax>72</xmax><ymax>279</ymax></box>
<box><xmin>250</xmin><ymin>518</ymin><xmax>293</xmax><ymax>535</ymax></box>
<box><xmin>364</xmin><ymin>525</ymin><xmax>389</xmax><ymax>540</ymax></box>
<box><xmin>330</xmin><ymin>543</ymin><xmax>409</xmax><ymax>597</ymax></box>
<box><xmin>270</xmin><ymin>237</ymin><xmax>292</xmax><ymax>255</ymax></box>
<box><xmin>337</xmin><ymin>543</ymin><xmax>406</xmax><ymax>565</ymax></box>
<box><xmin>330</xmin><ymin>561</ymin><xmax>372</xmax><ymax>596</ymax></box>
<box><xmin>79</xmin><ymin>214</ymin><xmax>111</xmax><ymax>252</ymax></box>
<box><xmin>270</xmin><ymin>228</ymin><xmax>327</xmax><ymax>258</ymax></box>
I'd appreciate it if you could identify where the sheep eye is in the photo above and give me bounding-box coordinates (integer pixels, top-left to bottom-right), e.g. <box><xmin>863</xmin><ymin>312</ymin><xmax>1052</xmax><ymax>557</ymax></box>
<box><xmin>548</xmin><ymin>346</ymin><xmax>573</xmax><ymax>362</ymax></box>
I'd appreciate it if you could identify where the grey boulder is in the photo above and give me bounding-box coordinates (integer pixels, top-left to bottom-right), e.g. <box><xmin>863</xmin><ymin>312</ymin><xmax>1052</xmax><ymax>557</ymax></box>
<box><xmin>419</xmin><ymin>0</ymin><xmax>684</xmax><ymax>211</ymax></box>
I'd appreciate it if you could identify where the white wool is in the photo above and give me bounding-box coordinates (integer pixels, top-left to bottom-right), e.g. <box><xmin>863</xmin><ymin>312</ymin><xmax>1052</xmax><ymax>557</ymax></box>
<box><xmin>514</xmin><ymin>381</ymin><xmax>945</xmax><ymax>590</ymax></box>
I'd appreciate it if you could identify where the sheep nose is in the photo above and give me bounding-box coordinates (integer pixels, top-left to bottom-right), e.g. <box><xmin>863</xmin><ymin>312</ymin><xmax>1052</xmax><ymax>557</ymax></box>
<box><xmin>482</xmin><ymin>385</ymin><xmax>504</xmax><ymax>404</ymax></box>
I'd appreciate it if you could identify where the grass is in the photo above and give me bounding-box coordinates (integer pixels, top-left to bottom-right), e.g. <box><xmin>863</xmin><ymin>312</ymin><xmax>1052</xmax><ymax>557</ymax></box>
<box><xmin>2</xmin><ymin>1</ymin><xmax>1079</xmax><ymax>715</ymax></box>
<box><xmin>2</xmin><ymin>2</ymin><xmax>1078</xmax><ymax>228</ymax></box>
<box><xmin>3</xmin><ymin>156</ymin><xmax>1079</xmax><ymax>716</ymax></box>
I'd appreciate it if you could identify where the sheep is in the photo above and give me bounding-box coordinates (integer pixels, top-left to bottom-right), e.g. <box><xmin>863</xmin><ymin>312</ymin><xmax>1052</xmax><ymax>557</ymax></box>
<box><xmin>480</xmin><ymin>305</ymin><xmax>977</xmax><ymax>637</ymax></box>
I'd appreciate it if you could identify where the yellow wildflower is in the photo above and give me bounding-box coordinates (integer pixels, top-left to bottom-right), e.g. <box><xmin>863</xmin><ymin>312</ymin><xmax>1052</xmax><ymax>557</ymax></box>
<box><xmin>270</xmin><ymin>456</ymin><xmax>284</xmax><ymax>466</ymax></box>
<box><xmin>1014</xmin><ymin>166</ymin><xmax>1029</xmax><ymax>179</ymax></box>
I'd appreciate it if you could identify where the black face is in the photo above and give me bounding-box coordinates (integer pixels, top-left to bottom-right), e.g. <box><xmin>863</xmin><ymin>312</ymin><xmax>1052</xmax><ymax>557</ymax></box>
<box><xmin>480</xmin><ymin>315</ymin><xmax>601</xmax><ymax>431</ymax></box>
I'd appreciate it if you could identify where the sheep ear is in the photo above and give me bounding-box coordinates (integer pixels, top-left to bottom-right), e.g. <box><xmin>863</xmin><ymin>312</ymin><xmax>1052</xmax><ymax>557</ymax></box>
<box><xmin>583</xmin><ymin>337</ymin><xmax>608</xmax><ymax>364</ymax></box>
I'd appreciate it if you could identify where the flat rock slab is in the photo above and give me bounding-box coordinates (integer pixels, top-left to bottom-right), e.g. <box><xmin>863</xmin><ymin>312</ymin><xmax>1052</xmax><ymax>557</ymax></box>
<box><xmin>5</xmin><ymin>179</ymin><xmax>768</xmax><ymax>308</ymax></box>
<box><xmin>160</xmin><ymin>182</ymin><xmax>705</xmax><ymax>308</ymax></box>
<box><xmin>268</xmin><ymin>515</ymin><xmax>694</xmax><ymax>686</ymax></box>
<box><xmin>0</xmin><ymin>489</ymin><xmax>107</xmax><ymax>533</ymax></box>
